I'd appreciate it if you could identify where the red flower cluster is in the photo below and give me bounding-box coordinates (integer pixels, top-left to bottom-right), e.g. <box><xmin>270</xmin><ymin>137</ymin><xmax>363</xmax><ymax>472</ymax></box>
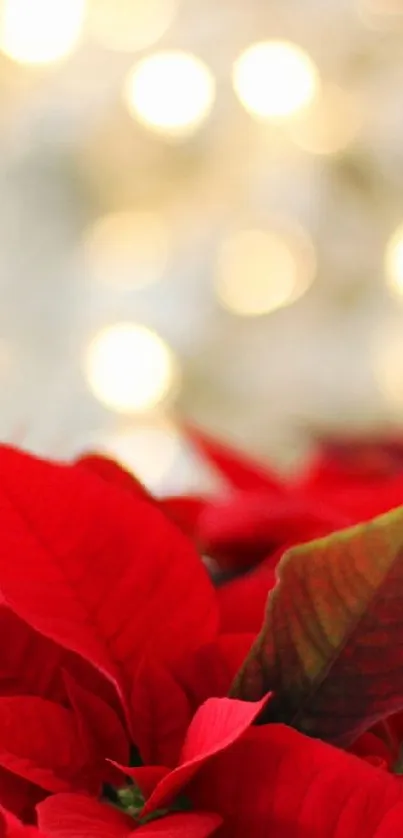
<box><xmin>1</xmin><ymin>430</ymin><xmax>403</xmax><ymax>837</ymax></box>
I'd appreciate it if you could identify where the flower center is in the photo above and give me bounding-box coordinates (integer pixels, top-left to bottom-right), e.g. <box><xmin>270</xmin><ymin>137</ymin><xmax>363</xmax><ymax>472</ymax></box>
<box><xmin>103</xmin><ymin>782</ymin><xmax>191</xmax><ymax>826</ymax></box>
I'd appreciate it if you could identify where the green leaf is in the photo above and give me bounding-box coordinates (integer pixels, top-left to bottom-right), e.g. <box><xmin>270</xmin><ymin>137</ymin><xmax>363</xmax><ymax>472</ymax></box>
<box><xmin>231</xmin><ymin>506</ymin><xmax>403</xmax><ymax>746</ymax></box>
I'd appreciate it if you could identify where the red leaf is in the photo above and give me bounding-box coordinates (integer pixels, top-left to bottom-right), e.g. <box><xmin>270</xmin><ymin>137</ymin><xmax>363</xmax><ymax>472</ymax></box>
<box><xmin>0</xmin><ymin>768</ymin><xmax>44</xmax><ymax>822</ymax></box>
<box><xmin>135</xmin><ymin>813</ymin><xmax>222</xmax><ymax>837</ymax></box>
<box><xmin>344</xmin><ymin>480</ymin><xmax>403</xmax><ymax>521</ymax></box>
<box><xmin>0</xmin><ymin>607</ymin><xmax>67</xmax><ymax>701</ymax></box>
<box><xmin>0</xmin><ymin>696</ymin><xmax>94</xmax><ymax>793</ymax></box>
<box><xmin>199</xmin><ymin>493</ymin><xmax>349</xmax><ymax>571</ymax></box>
<box><xmin>130</xmin><ymin>658</ymin><xmax>191</xmax><ymax>767</ymax></box>
<box><xmin>37</xmin><ymin>794</ymin><xmax>133</xmax><ymax>838</ymax></box>
<box><xmin>0</xmin><ymin>807</ymin><xmax>45</xmax><ymax>838</ymax></box>
<box><xmin>383</xmin><ymin>710</ymin><xmax>403</xmax><ymax>752</ymax></box>
<box><xmin>217</xmin><ymin>556</ymin><xmax>277</xmax><ymax>633</ymax></box>
<box><xmin>176</xmin><ymin>634</ymin><xmax>255</xmax><ymax>710</ymax></box>
<box><xmin>0</xmin><ymin>608</ymin><xmax>117</xmax><ymax>714</ymax></box>
<box><xmin>349</xmin><ymin>732</ymin><xmax>393</xmax><ymax>769</ymax></box>
<box><xmin>143</xmin><ymin>695</ymin><xmax>269</xmax><ymax>815</ymax></box>
<box><xmin>184</xmin><ymin>426</ymin><xmax>284</xmax><ymax>494</ymax></box>
<box><xmin>190</xmin><ymin>724</ymin><xmax>403</xmax><ymax>838</ymax></box>
<box><xmin>38</xmin><ymin>797</ymin><xmax>221</xmax><ymax>838</ymax></box>
<box><xmin>76</xmin><ymin>454</ymin><xmax>151</xmax><ymax>501</ymax></box>
<box><xmin>232</xmin><ymin>507</ymin><xmax>403</xmax><ymax>746</ymax></box>
<box><xmin>79</xmin><ymin>455</ymin><xmax>207</xmax><ymax>543</ymax></box>
<box><xmin>0</xmin><ymin>447</ymin><xmax>218</xmax><ymax>714</ymax></box>
<box><xmin>215</xmin><ymin>634</ymin><xmax>256</xmax><ymax>681</ymax></box>
<box><xmin>299</xmin><ymin>458</ymin><xmax>403</xmax><ymax>523</ymax></box>
<box><xmin>305</xmin><ymin>438</ymin><xmax>403</xmax><ymax>484</ymax></box>
<box><xmin>63</xmin><ymin>673</ymin><xmax>129</xmax><ymax>784</ymax></box>
<box><xmin>160</xmin><ymin>497</ymin><xmax>207</xmax><ymax>541</ymax></box>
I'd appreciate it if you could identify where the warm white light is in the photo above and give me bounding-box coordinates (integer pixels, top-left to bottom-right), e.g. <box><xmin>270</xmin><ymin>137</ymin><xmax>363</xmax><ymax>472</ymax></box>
<box><xmin>83</xmin><ymin>211</ymin><xmax>170</xmax><ymax>288</ymax></box>
<box><xmin>289</xmin><ymin>85</ymin><xmax>360</xmax><ymax>155</ymax></box>
<box><xmin>89</xmin><ymin>420</ymin><xmax>181</xmax><ymax>488</ymax></box>
<box><xmin>365</xmin><ymin>0</ymin><xmax>403</xmax><ymax>10</ymax></box>
<box><xmin>385</xmin><ymin>223</ymin><xmax>403</xmax><ymax>298</ymax></box>
<box><xmin>233</xmin><ymin>40</ymin><xmax>319</xmax><ymax>120</ymax></box>
<box><xmin>88</xmin><ymin>0</ymin><xmax>177</xmax><ymax>53</ymax></box>
<box><xmin>375</xmin><ymin>331</ymin><xmax>403</xmax><ymax>411</ymax></box>
<box><xmin>85</xmin><ymin>324</ymin><xmax>178</xmax><ymax>413</ymax></box>
<box><xmin>357</xmin><ymin>0</ymin><xmax>403</xmax><ymax>26</ymax></box>
<box><xmin>215</xmin><ymin>225</ymin><xmax>316</xmax><ymax>316</ymax></box>
<box><xmin>0</xmin><ymin>0</ymin><xmax>86</xmax><ymax>65</ymax></box>
<box><xmin>124</xmin><ymin>51</ymin><xmax>215</xmax><ymax>137</ymax></box>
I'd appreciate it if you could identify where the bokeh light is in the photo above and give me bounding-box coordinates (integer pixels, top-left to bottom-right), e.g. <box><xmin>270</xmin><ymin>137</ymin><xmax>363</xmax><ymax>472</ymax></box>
<box><xmin>83</xmin><ymin>211</ymin><xmax>170</xmax><ymax>288</ymax></box>
<box><xmin>233</xmin><ymin>40</ymin><xmax>319</xmax><ymax>120</ymax></box>
<box><xmin>124</xmin><ymin>50</ymin><xmax>216</xmax><ymax>138</ymax></box>
<box><xmin>215</xmin><ymin>224</ymin><xmax>316</xmax><ymax>316</ymax></box>
<box><xmin>84</xmin><ymin>323</ymin><xmax>179</xmax><ymax>413</ymax></box>
<box><xmin>385</xmin><ymin>223</ymin><xmax>403</xmax><ymax>298</ymax></box>
<box><xmin>0</xmin><ymin>0</ymin><xmax>86</xmax><ymax>65</ymax></box>
<box><xmin>288</xmin><ymin>85</ymin><xmax>360</xmax><ymax>156</ymax></box>
<box><xmin>88</xmin><ymin>0</ymin><xmax>177</xmax><ymax>53</ymax></box>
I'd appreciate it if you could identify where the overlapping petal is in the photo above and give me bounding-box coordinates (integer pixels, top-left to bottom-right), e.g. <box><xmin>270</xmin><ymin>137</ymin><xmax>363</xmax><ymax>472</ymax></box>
<box><xmin>0</xmin><ymin>697</ymin><xmax>94</xmax><ymax>794</ymax></box>
<box><xmin>0</xmin><ymin>447</ymin><xmax>218</xmax><ymax>720</ymax></box>
<box><xmin>143</xmin><ymin>696</ymin><xmax>269</xmax><ymax>815</ymax></box>
<box><xmin>38</xmin><ymin>794</ymin><xmax>221</xmax><ymax>838</ymax></box>
<box><xmin>190</xmin><ymin>725</ymin><xmax>403</xmax><ymax>837</ymax></box>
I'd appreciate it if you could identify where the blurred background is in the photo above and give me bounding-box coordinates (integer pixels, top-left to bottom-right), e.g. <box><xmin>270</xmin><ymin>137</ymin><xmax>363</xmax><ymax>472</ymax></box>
<box><xmin>1</xmin><ymin>0</ymin><xmax>403</xmax><ymax>493</ymax></box>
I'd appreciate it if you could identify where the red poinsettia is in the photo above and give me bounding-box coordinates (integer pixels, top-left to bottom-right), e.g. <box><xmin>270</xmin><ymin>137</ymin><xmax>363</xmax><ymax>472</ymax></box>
<box><xmin>79</xmin><ymin>432</ymin><xmax>350</xmax><ymax>635</ymax></box>
<box><xmin>0</xmin><ymin>445</ymin><xmax>272</xmax><ymax>831</ymax></box>
<box><xmin>157</xmin><ymin>427</ymin><xmax>403</xmax><ymax>632</ymax></box>
<box><xmin>184</xmin><ymin>426</ymin><xmax>403</xmax><ymax>559</ymax></box>
<box><xmin>0</xmin><ymin>446</ymin><xmax>219</xmax><ymax>812</ymax></box>
<box><xmin>31</xmin><ymin>720</ymin><xmax>403</xmax><ymax>838</ymax></box>
<box><xmin>2</xmin><ymin>439</ymin><xmax>403</xmax><ymax>835</ymax></box>
<box><xmin>1</xmin><ymin>799</ymin><xmax>221</xmax><ymax>838</ymax></box>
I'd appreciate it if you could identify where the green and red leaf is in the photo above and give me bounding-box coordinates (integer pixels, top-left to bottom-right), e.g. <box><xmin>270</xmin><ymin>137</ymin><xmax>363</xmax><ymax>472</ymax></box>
<box><xmin>232</xmin><ymin>506</ymin><xmax>403</xmax><ymax>746</ymax></box>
